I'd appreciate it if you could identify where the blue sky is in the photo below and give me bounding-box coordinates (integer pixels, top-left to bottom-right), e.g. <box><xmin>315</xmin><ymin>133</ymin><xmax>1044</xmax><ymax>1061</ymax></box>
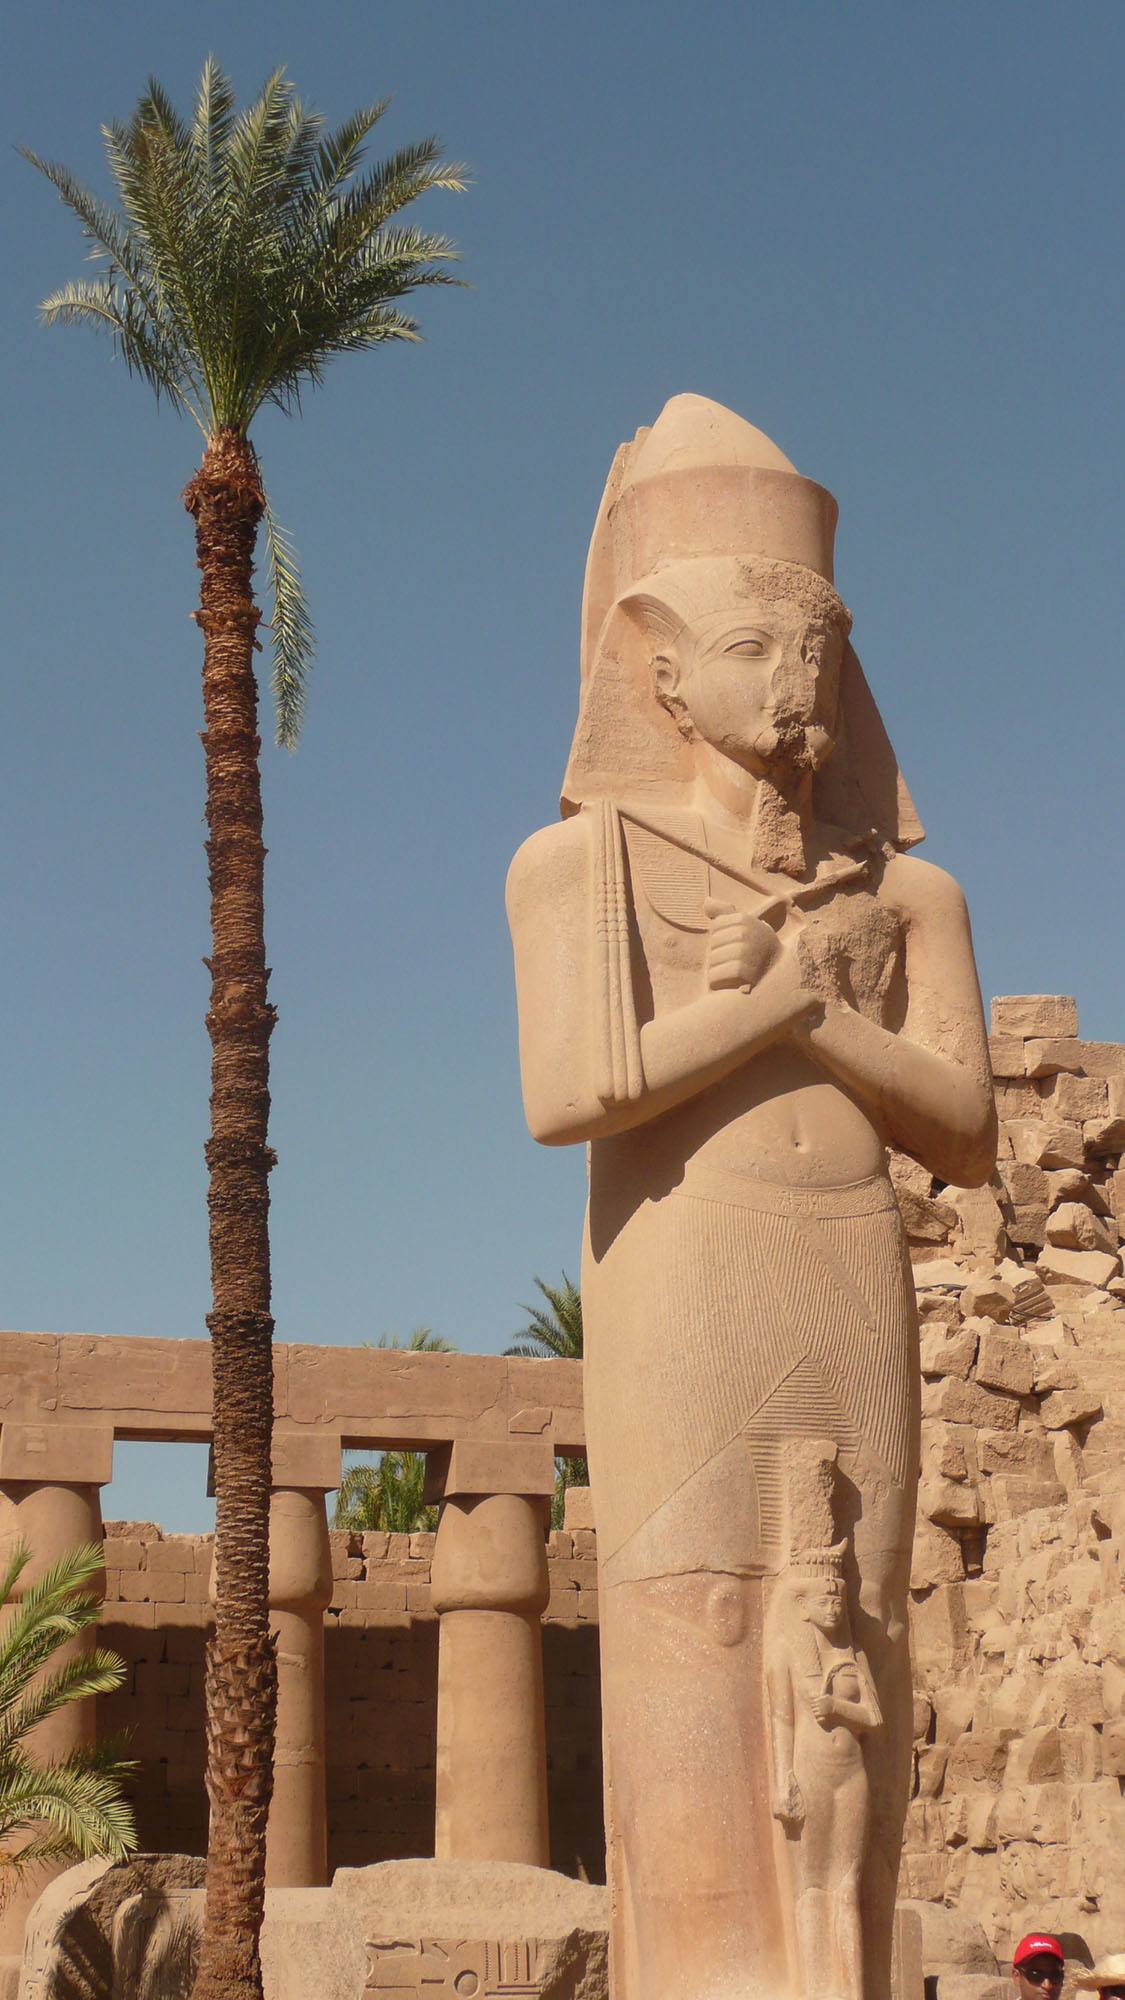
<box><xmin>2</xmin><ymin>1</ymin><xmax>1121</xmax><ymax>1530</ymax></box>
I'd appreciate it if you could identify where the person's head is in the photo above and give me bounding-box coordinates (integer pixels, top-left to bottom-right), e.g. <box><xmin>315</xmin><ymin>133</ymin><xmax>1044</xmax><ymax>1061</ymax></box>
<box><xmin>1012</xmin><ymin>1936</ymin><xmax>1065</xmax><ymax>1999</ymax></box>
<box><xmin>622</xmin><ymin>556</ymin><xmax>851</xmax><ymax>785</ymax></box>
<box><xmin>1074</xmin><ymin>1952</ymin><xmax>1125</xmax><ymax>1997</ymax></box>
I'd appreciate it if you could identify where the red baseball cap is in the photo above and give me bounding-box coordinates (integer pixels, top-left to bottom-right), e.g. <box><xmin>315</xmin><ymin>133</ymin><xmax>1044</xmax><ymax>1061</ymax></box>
<box><xmin>1014</xmin><ymin>1937</ymin><xmax>1065</xmax><ymax>1969</ymax></box>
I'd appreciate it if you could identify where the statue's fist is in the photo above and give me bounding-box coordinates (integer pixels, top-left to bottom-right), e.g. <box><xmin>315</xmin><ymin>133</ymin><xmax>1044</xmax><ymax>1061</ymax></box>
<box><xmin>810</xmin><ymin>1693</ymin><xmax>833</xmax><ymax>1725</ymax></box>
<box><xmin>772</xmin><ymin>1772</ymin><xmax>805</xmax><ymax>1826</ymax></box>
<box><xmin>704</xmin><ymin>898</ymin><xmax>780</xmax><ymax>992</ymax></box>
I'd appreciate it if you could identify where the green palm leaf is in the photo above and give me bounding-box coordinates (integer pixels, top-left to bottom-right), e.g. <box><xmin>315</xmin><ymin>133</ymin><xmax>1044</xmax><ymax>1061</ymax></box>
<box><xmin>0</xmin><ymin>1541</ymin><xmax>136</xmax><ymax>1876</ymax></box>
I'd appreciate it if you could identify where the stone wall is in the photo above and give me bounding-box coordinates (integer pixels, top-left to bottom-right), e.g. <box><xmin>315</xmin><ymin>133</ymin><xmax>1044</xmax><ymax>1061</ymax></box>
<box><xmin>93</xmin><ymin>996</ymin><xmax>1125</xmax><ymax>1967</ymax></box>
<box><xmin>895</xmin><ymin>996</ymin><xmax>1125</xmax><ymax>1963</ymax></box>
<box><xmin>98</xmin><ymin>1520</ymin><xmax>603</xmax><ymax>1882</ymax></box>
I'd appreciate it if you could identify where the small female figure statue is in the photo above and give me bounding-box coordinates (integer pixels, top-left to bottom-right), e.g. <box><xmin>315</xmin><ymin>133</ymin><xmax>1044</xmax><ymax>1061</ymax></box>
<box><xmin>767</xmin><ymin>1541</ymin><xmax>882</xmax><ymax>2000</ymax></box>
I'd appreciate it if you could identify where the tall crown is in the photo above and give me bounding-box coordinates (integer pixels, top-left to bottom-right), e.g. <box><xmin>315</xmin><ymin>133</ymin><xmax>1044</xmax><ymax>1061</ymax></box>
<box><xmin>579</xmin><ymin>393</ymin><xmax>838</xmax><ymax>687</ymax></box>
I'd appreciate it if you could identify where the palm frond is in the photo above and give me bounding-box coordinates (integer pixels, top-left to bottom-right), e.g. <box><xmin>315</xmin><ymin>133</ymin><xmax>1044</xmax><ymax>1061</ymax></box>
<box><xmin>0</xmin><ymin>1650</ymin><xmax>127</xmax><ymax>1755</ymax></box>
<box><xmin>0</xmin><ymin>1759</ymin><xmax>136</xmax><ymax>1859</ymax></box>
<box><xmin>190</xmin><ymin>55</ymin><xmax>237</xmax><ymax>187</ymax></box>
<box><xmin>506</xmin><ymin>1275</ymin><xmax>583</xmax><ymax>1361</ymax></box>
<box><xmin>263</xmin><ymin>500</ymin><xmax>315</xmax><ymax>750</ymax></box>
<box><xmin>39</xmin><ymin>279</ymin><xmax>199</xmax><ymax>419</ymax></box>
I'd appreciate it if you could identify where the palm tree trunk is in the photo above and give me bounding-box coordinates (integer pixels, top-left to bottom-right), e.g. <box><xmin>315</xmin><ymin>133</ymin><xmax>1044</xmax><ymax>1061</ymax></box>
<box><xmin>184</xmin><ymin>428</ymin><xmax>277</xmax><ymax>2000</ymax></box>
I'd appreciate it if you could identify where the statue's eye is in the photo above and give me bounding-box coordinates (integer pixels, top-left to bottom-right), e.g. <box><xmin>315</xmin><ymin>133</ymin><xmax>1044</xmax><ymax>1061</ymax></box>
<box><xmin>724</xmin><ymin>638</ymin><xmax>766</xmax><ymax>659</ymax></box>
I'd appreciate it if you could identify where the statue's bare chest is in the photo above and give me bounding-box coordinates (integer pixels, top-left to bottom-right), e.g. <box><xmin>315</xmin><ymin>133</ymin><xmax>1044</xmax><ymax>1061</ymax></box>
<box><xmin>621</xmin><ymin>811</ymin><xmax>906</xmax><ymax>1027</ymax></box>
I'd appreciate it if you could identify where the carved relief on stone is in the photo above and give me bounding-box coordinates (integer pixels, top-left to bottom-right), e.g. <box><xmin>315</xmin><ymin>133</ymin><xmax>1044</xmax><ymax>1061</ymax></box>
<box><xmin>365</xmin><ymin>1937</ymin><xmax>548</xmax><ymax>1997</ymax></box>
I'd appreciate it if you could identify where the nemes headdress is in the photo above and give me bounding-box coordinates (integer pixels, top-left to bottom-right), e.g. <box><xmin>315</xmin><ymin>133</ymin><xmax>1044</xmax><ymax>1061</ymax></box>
<box><xmin>561</xmin><ymin>393</ymin><xmax>923</xmax><ymax>852</ymax></box>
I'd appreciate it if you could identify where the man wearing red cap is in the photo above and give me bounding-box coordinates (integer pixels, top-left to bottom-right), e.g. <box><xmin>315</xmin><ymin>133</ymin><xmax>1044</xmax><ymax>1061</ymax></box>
<box><xmin>1012</xmin><ymin>1936</ymin><xmax>1066</xmax><ymax>1998</ymax></box>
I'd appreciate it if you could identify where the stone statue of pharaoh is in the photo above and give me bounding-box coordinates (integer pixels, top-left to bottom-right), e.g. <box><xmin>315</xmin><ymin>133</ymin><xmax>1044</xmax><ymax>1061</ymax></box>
<box><xmin>506</xmin><ymin>395</ymin><xmax>996</xmax><ymax>2000</ymax></box>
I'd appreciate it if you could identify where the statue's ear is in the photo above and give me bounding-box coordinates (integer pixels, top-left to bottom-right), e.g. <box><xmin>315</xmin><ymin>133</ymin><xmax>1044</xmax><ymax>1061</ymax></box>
<box><xmin>619</xmin><ymin>589</ymin><xmax>684</xmax><ymax>699</ymax></box>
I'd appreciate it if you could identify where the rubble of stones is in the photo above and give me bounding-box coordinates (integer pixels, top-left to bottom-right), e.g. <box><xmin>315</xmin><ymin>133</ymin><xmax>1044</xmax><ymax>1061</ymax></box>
<box><xmin>893</xmin><ymin>996</ymin><xmax>1125</xmax><ymax>1978</ymax></box>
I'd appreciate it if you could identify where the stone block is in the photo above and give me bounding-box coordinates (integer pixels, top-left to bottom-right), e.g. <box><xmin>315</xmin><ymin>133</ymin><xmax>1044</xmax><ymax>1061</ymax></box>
<box><xmin>919</xmin><ymin>1325</ymin><xmax>977</xmax><ymax>1380</ymax></box>
<box><xmin>945</xmin><ymin>1731</ymin><xmax>1009</xmax><ymax>1788</ymax></box>
<box><xmin>425</xmin><ymin>1437</ymin><xmax>556</xmax><ymax>1501</ymax></box>
<box><xmin>1085</xmin><ymin>1111</ymin><xmax>1125</xmax><ymax>1155</ymax></box>
<box><xmin>910</xmin><ymin>1517</ymin><xmax>965</xmax><ymax>1590</ymax></box>
<box><xmin>1025</xmin><ymin>1037</ymin><xmax>1125</xmax><ymax>1080</ymax></box>
<box><xmin>973</xmin><ymin>1328</ymin><xmax>1035</xmax><ymax>1396</ymax></box>
<box><xmin>0</xmin><ymin>1421</ymin><xmax>113</xmax><ymax>1486</ymax></box>
<box><xmin>1007</xmin><ymin>1203</ymin><xmax>1049</xmax><ymax>1249</ymax></box>
<box><xmin>897</xmin><ymin>1187</ymin><xmax>959</xmax><ymax>1241</ymax></box>
<box><xmin>921</xmin><ymin>1378</ymin><xmax>1019</xmax><ymax>1431</ymax></box>
<box><xmin>910</xmin><ymin>1586</ymin><xmax>972</xmax><ymax>1683</ymax></box>
<box><xmin>987</xmin><ymin>1034</ymin><xmax>1027</xmax><ymax>1077</ymax></box>
<box><xmin>922</xmin><ymin>1422</ymin><xmax>971</xmax><ymax>1482</ymax></box>
<box><xmin>892</xmin><ymin>1904</ymin><xmax>925</xmax><ymax>2000</ymax></box>
<box><xmin>1037</xmin><ymin>1245</ymin><xmax>1119</xmax><ymax>1290</ymax></box>
<box><xmin>1039</xmin><ymin>1389</ymin><xmax>1103</xmax><ymax>1430</ymax></box>
<box><xmin>919</xmin><ymin>1474</ymin><xmax>981</xmax><ymax>1529</ymax></box>
<box><xmin>562</xmin><ymin>1484</ymin><xmax>595</xmax><ymax>1532</ymax></box>
<box><xmin>999</xmin><ymin>1160</ymin><xmax>1050</xmax><ymax>1206</ymax></box>
<box><xmin>958</xmin><ymin>1278</ymin><xmax>1015</xmax><ymax>1323</ymax></box>
<box><xmin>144</xmin><ymin>1539</ymin><xmax>195</xmax><ymax>1574</ymax></box>
<box><xmin>1009</xmin><ymin>1120</ymin><xmax>1086</xmax><ymax>1171</ymax></box>
<box><xmin>994</xmin><ymin>1077</ymin><xmax>1041</xmax><ymax>1119</ymax></box>
<box><xmin>1045</xmin><ymin>1202</ymin><xmax>1118</xmax><ymax>1254</ymax></box>
<box><xmin>947</xmin><ymin>1183</ymin><xmax>1008</xmax><ymax>1260</ymax></box>
<box><xmin>271</xmin><ymin>1429</ymin><xmax>343</xmax><ymax>1490</ymax></box>
<box><xmin>991</xmin><ymin>995</ymin><xmax>1078</xmax><ymax>1039</ymax></box>
<box><xmin>904</xmin><ymin>1256</ymin><xmax>968</xmax><ymax>1288</ymax></box>
<box><xmin>895</xmin><ymin>1897</ymin><xmax>998</xmax><ymax>1974</ymax></box>
<box><xmin>976</xmin><ymin>1429</ymin><xmax>1055</xmax><ymax>1478</ymax></box>
<box><xmin>1042</xmin><ymin>1072</ymin><xmax>1109</xmax><ymax>1122</ymax></box>
<box><xmin>985</xmin><ymin>1475</ymin><xmax>1066</xmax><ymax>1523</ymax></box>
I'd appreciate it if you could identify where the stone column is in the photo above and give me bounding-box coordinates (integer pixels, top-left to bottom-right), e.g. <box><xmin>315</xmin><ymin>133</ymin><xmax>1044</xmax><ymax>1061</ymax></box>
<box><xmin>428</xmin><ymin>1438</ymin><xmax>555</xmax><ymax>1866</ymax></box>
<box><xmin>210</xmin><ymin>1432</ymin><xmax>339</xmax><ymax>1888</ymax></box>
<box><xmin>266</xmin><ymin>1433</ymin><xmax>338</xmax><ymax>1888</ymax></box>
<box><xmin>0</xmin><ymin>1422</ymin><xmax>114</xmax><ymax>1967</ymax></box>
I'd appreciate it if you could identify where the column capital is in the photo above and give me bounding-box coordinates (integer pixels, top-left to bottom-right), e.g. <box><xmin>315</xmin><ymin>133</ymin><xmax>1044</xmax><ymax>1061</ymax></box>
<box><xmin>424</xmin><ymin>1437</ymin><xmax>555</xmax><ymax>1506</ymax></box>
<box><xmin>0</xmin><ymin>1421</ymin><xmax>113</xmax><ymax>1487</ymax></box>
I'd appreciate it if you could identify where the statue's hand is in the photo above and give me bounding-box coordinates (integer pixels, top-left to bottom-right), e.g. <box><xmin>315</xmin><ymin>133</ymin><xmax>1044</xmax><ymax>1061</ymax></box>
<box><xmin>810</xmin><ymin>1693</ymin><xmax>834</xmax><ymax>1725</ymax></box>
<box><xmin>772</xmin><ymin>1772</ymin><xmax>805</xmax><ymax>1826</ymax></box>
<box><xmin>704</xmin><ymin>899</ymin><xmax>779</xmax><ymax>991</ymax></box>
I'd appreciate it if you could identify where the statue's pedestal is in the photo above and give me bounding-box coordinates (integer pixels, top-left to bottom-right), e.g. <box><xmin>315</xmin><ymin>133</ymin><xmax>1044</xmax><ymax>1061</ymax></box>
<box><xmin>17</xmin><ymin>1856</ymin><xmax>609</xmax><ymax>2000</ymax></box>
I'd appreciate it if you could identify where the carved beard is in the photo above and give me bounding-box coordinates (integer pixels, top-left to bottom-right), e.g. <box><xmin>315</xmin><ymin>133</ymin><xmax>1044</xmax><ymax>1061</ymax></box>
<box><xmin>750</xmin><ymin>719</ymin><xmax>831</xmax><ymax>876</ymax></box>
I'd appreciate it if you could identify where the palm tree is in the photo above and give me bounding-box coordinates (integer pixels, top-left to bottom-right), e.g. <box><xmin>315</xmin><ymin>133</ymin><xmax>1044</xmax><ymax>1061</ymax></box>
<box><xmin>333</xmin><ymin>1329</ymin><xmax>456</xmax><ymax>1535</ymax></box>
<box><xmin>0</xmin><ymin>1544</ymin><xmax>136</xmax><ymax>1890</ymax></box>
<box><xmin>24</xmin><ymin>64</ymin><xmax>464</xmax><ymax>2000</ymax></box>
<box><xmin>333</xmin><ymin>1455</ymin><xmax>436</xmax><ymax>1535</ymax></box>
<box><xmin>506</xmin><ymin>1276</ymin><xmax>587</xmax><ymax>1526</ymax></box>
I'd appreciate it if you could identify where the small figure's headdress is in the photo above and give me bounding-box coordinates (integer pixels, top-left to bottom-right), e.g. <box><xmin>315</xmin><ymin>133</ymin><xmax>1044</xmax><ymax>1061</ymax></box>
<box><xmin>783</xmin><ymin>1440</ymin><xmax>847</xmax><ymax>1583</ymax></box>
<box><xmin>560</xmin><ymin>393</ymin><xmax>923</xmax><ymax>853</ymax></box>
<box><xmin>789</xmin><ymin>1539</ymin><xmax>847</xmax><ymax>1579</ymax></box>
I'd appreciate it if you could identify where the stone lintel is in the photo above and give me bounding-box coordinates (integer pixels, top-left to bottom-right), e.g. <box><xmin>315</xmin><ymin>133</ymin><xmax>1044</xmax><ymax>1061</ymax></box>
<box><xmin>425</xmin><ymin>1437</ymin><xmax>557</xmax><ymax>1504</ymax></box>
<box><xmin>0</xmin><ymin>1332</ymin><xmax>585</xmax><ymax>1456</ymax></box>
<box><xmin>0</xmin><ymin>1421</ymin><xmax>114</xmax><ymax>1487</ymax></box>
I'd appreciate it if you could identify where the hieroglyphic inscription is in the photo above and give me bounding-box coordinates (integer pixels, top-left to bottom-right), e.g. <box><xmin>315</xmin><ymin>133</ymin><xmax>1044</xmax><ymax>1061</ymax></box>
<box><xmin>366</xmin><ymin>1938</ymin><xmax>547</xmax><ymax>1998</ymax></box>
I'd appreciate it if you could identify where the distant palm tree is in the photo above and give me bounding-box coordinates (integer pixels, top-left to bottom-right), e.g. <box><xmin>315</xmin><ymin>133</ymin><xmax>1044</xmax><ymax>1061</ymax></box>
<box><xmin>24</xmin><ymin>64</ymin><xmax>464</xmax><ymax>2000</ymax></box>
<box><xmin>506</xmin><ymin>1276</ymin><xmax>587</xmax><ymax>1526</ymax></box>
<box><xmin>0</xmin><ymin>1544</ymin><xmax>136</xmax><ymax>1887</ymax></box>
<box><xmin>333</xmin><ymin>1329</ymin><xmax>456</xmax><ymax>1534</ymax></box>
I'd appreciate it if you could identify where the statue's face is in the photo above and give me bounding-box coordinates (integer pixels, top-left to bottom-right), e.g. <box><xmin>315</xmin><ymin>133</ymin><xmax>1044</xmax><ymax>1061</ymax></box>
<box><xmin>654</xmin><ymin>592</ymin><xmax>841</xmax><ymax>780</ymax></box>
<box><xmin>804</xmin><ymin>1577</ymin><xmax>846</xmax><ymax>1634</ymax></box>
